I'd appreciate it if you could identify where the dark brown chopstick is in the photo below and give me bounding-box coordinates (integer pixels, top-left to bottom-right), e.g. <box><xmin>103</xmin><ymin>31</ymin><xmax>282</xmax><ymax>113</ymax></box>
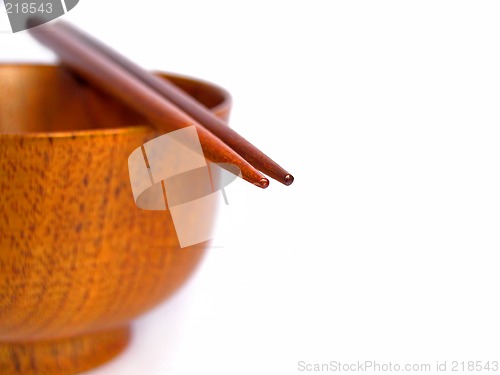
<box><xmin>28</xmin><ymin>21</ymin><xmax>269</xmax><ymax>189</ymax></box>
<box><xmin>53</xmin><ymin>21</ymin><xmax>294</xmax><ymax>186</ymax></box>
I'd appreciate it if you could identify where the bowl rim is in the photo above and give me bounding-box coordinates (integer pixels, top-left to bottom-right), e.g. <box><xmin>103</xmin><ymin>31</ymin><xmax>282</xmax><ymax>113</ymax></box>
<box><xmin>0</xmin><ymin>63</ymin><xmax>232</xmax><ymax>139</ymax></box>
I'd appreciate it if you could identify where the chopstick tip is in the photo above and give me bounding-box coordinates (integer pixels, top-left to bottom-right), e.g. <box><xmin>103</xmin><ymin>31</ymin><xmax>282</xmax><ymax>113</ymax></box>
<box><xmin>258</xmin><ymin>178</ymin><xmax>269</xmax><ymax>189</ymax></box>
<box><xmin>284</xmin><ymin>174</ymin><xmax>294</xmax><ymax>186</ymax></box>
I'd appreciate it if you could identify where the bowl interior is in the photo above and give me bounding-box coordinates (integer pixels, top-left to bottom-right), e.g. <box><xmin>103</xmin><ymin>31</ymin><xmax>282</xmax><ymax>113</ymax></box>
<box><xmin>0</xmin><ymin>64</ymin><xmax>229</xmax><ymax>134</ymax></box>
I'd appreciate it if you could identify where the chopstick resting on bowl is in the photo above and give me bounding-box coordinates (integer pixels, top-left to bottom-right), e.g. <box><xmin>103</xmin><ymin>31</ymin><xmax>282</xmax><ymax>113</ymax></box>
<box><xmin>28</xmin><ymin>20</ymin><xmax>294</xmax><ymax>188</ymax></box>
<box><xmin>55</xmin><ymin>21</ymin><xmax>294</xmax><ymax>186</ymax></box>
<box><xmin>28</xmin><ymin>20</ymin><xmax>268</xmax><ymax>189</ymax></box>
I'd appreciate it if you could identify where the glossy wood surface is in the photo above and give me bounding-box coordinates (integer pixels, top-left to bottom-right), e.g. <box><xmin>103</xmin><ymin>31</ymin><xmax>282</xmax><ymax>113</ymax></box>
<box><xmin>0</xmin><ymin>64</ymin><xmax>231</xmax><ymax>374</ymax></box>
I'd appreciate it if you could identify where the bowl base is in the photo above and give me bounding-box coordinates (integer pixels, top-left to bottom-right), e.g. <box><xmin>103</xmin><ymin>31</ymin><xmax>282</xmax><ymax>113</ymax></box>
<box><xmin>0</xmin><ymin>326</ymin><xmax>130</xmax><ymax>375</ymax></box>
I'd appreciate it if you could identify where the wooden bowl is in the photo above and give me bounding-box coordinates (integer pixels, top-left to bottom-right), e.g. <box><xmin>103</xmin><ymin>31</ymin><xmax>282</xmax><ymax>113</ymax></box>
<box><xmin>0</xmin><ymin>64</ymin><xmax>231</xmax><ymax>375</ymax></box>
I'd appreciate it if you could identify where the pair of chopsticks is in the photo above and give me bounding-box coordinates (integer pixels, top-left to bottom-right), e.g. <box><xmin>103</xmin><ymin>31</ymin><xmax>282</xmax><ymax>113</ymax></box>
<box><xmin>28</xmin><ymin>21</ymin><xmax>293</xmax><ymax>189</ymax></box>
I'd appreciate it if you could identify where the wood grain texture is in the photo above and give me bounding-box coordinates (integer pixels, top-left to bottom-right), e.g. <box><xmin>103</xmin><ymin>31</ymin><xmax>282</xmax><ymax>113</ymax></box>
<box><xmin>0</xmin><ymin>64</ymin><xmax>231</xmax><ymax>375</ymax></box>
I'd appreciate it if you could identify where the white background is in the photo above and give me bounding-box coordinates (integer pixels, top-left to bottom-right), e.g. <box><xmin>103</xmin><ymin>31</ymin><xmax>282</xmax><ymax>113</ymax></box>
<box><xmin>1</xmin><ymin>1</ymin><xmax>500</xmax><ymax>374</ymax></box>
